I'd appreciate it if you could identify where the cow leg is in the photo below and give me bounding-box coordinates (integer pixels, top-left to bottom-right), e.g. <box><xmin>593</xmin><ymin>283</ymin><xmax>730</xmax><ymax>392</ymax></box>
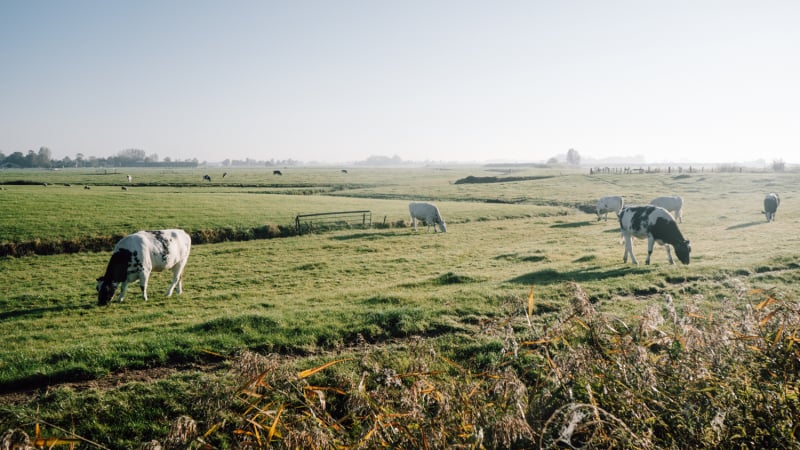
<box><xmin>623</xmin><ymin>234</ymin><xmax>638</xmax><ymax>265</ymax></box>
<box><xmin>664</xmin><ymin>244</ymin><xmax>675</xmax><ymax>265</ymax></box>
<box><xmin>645</xmin><ymin>237</ymin><xmax>655</xmax><ymax>265</ymax></box>
<box><xmin>117</xmin><ymin>281</ymin><xmax>130</xmax><ymax>302</ymax></box>
<box><xmin>411</xmin><ymin>217</ymin><xmax>418</xmax><ymax>231</ymax></box>
<box><xmin>167</xmin><ymin>262</ymin><xmax>187</xmax><ymax>297</ymax></box>
<box><xmin>139</xmin><ymin>270</ymin><xmax>150</xmax><ymax>301</ymax></box>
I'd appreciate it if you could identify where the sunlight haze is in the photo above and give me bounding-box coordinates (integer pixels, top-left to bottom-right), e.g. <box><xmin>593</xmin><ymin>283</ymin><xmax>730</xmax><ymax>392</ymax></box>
<box><xmin>2</xmin><ymin>1</ymin><xmax>799</xmax><ymax>165</ymax></box>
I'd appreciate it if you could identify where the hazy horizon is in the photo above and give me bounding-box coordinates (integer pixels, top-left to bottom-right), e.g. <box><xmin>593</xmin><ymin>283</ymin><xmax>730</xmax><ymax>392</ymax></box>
<box><xmin>2</xmin><ymin>1</ymin><xmax>799</xmax><ymax>164</ymax></box>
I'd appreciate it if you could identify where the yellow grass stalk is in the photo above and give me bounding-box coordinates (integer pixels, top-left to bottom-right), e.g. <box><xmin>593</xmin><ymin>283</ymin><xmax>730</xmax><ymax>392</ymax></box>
<box><xmin>760</xmin><ymin>310</ymin><xmax>778</xmax><ymax>327</ymax></box>
<box><xmin>439</xmin><ymin>356</ymin><xmax>466</xmax><ymax>372</ymax></box>
<box><xmin>756</xmin><ymin>296</ymin><xmax>778</xmax><ymax>310</ymax></box>
<box><xmin>297</xmin><ymin>358</ymin><xmax>352</xmax><ymax>379</ymax></box>
<box><xmin>772</xmin><ymin>323</ymin><xmax>785</xmax><ymax>348</ymax></box>
<box><xmin>267</xmin><ymin>404</ymin><xmax>284</xmax><ymax>445</ymax></box>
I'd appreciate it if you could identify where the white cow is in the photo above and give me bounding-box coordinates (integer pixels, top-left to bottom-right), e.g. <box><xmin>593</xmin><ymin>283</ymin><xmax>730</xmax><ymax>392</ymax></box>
<box><xmin>596</xmin><ymin>196</ymin><xmax>624</xmax><ymax>221</ymax></box>
<box><xmin>126</xmin><ymin>174</ymin><xmax>132</xmax><ymax>183</ymax></box>
<box><xmin>650</xmin><ymin>196</ymin><xmax>683</xmax><ymax>223</ymax></box>
<box><xmin>96</xmin><ymin>229</ymin><xmax>192</xmax><ymax>305</ymax></box>
<box><xmin>409</xmin><ymin>202</ymin><xmax>447</xmax><ymax>233</ymax></box>
<box><xmin>619</xmin><ymin>205</ymin><xmax>691</xmax><ymax>265</ymax></box>
<box><xmin>763</xmin><ymin>193</ymin><xmax>780</xmax><ymax>222</ymax></box>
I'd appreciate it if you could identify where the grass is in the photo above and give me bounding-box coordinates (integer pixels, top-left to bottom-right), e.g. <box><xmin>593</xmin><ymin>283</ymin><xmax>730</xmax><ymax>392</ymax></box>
<box><xmin>1</xmin><ymin>166</ymin><xmax>799</xmax><ymax>447</ymax></box>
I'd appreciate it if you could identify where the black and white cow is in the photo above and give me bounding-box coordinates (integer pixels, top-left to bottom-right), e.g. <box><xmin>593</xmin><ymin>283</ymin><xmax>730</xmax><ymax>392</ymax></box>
<box><xmin>763</xmin><ymin>193</ymin><xmax>780</xmax><ymax>222</ymax></box>
<box><xmin>96</xmin><ymin>229</ymin><xmax>192</xmax><ymax>305</ymax></box>
<box><xmin>619</xmin><ymin>205</ymin><xmax>691</xmax><ymax>265</ymax></box>
<box><xmin>203</xmin><ymin>174</ymin><xmax>211</xmax><ymax>182</ymax></box>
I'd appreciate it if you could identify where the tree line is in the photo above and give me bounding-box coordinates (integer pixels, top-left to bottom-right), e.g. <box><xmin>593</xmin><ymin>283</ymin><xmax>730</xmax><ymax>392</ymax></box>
<box><xmin>0</xmin><ymin>147</ymin><xmax>199</xmax><ymax>168</ymax></box>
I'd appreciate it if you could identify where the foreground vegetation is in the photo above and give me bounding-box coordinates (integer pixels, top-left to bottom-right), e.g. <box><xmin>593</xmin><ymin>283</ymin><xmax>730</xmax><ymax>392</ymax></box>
<box><xmin>1</xmin><ymin>167</ymin><xmax>798</xmax><ymax>448</ymax></box>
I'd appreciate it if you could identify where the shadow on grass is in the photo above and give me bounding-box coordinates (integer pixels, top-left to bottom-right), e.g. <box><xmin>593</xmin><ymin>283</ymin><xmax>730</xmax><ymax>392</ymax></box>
<box><xmin>726</xmin><ymin>221</ymin><xmax>765</xmax><ymax>230</ymax></box>
<box><xmin>509</xmin><ymin>265</ymin><xmax>649</xmax><ymax>285</ymax></box>
<box><xmin>330</xmin><ymin>230</ymin><xmax>406</xmax><ymax>240</ymax></box>
<box><xmin>550</xmin><ymin>221</ymin><xmax>596</xmax><ymax>229</ymax></box>
<box><xmin>0</xmin><ymin>304</ymin><xmax>95</xmax><ymax>321</ymax></box>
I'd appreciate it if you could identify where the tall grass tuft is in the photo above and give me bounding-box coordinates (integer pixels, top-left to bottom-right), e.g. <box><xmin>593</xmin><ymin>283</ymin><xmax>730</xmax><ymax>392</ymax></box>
<box><xmin>142</xmin><ymin>280</ymin><xmax>800</xmax><ymax>449</ymax></box>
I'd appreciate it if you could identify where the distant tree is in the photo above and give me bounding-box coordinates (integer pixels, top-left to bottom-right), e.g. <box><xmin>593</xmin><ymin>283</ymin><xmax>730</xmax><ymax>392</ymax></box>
<box><xmin>37</xmin><ymin>147</ymin><xmax>52</xmax><ymax>167</ymax></box>
<box><xmin>145</xmin><ymin>153</ymin><xmax>159</xmax><ymax>163</ymax></box>
<box><xmin>772</xmin><ymin>159</ymin><xmax>785</xmax><ymax>172</ymax></box>
<box><xmin>4</xmin><ymin>152</ymin><xmax>25</xmax><ymax>167</ymax></box>
<box><xmin>117</xmin><ymin>148</ymin><xmax>146</xmax><ymax>164</ymax></box>
<box><xmin>75</xmin><ymin>152</ymin><xmax>85</xmax><ymax>167</ymax></box>
<box><xmin>546</xmin><ymin>157</ymin><xmax>559</xmax><ymax>165</ymax></box>
<box><xmin>566</xmin><ymin>148</ymin><xmax>581</xmax><ymax>166</ymax></box>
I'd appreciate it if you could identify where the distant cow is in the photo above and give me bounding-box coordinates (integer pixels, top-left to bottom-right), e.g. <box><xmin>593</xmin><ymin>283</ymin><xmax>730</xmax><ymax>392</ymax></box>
<box><xmin>96</xmin><ymin>229</ymin><xmax>192</xmax><ymax>306</ymax></box>
<box><xmin>222</xmin><ymin>172</ymin><xmax>228</xmax><ymax>178</ymax></box>
<box><xmin>596</xmin><ymin>196</ymin><xmax>624</xmax><ymax>221</ymax></box>
<box><xmin>409</xmin><ymin>202</ymin><xmax>447</xmax><ymax>233</ymax></box>
<box><xmin>121</xmin><ymin>186</ymin><xmax>128</xmax><ymax>191</ymax></box>
<box><xmin>619</xmin><ymin>205</ymin><xmax>691</xmax><ymax>265</ymax></box>
<box><xmin>203</xmin><ymin>174</ymin><xmax>211</xmax><ymax>182</ymax></box>
<box><xmin>763</xmin><ymin>193</ymin><xmax>780</xmax><ymax>222</ymax></box>
<box><xmin>273</xmin><ymin>170</ymin><xmax>283</xmax><ymax>176</ymax></box>
<box><xmin>84</xmin><ymin>185</ymin><xmax>91</xmax><ymax>190</ymax></box>
<box><xmin>650</xmin><ymin>196</ymin><xmax>683</xmax><ymax>223</ymax></box>
<box><xmin>341</xmin><ymin>169</ymin><xmax>348</xmax><ymax>174</ymax></box>
<box><xmin>126</xmin><ymin>175</ymin><xmax>132</xmax><ymax>183</ymax></box>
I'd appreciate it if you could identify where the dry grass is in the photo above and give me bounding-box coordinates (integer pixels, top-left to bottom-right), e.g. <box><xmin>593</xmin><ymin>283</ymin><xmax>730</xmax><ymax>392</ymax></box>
<box><xmin>123</xmin><ymin>281</ymin><xmax>800</xmax><ymax>449</ymax></box>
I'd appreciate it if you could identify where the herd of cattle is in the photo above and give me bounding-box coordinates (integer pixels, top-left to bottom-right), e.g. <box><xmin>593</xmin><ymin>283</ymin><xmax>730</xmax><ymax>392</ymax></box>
<box><xmin>596</xmin><ymin>192</ymin><xmax>780</xmax><ymax>267</ymax></box>
<box><xmin>95</xmin><ymin>193</ymin><xmax>781</xmax><ymax>306</ymax></box>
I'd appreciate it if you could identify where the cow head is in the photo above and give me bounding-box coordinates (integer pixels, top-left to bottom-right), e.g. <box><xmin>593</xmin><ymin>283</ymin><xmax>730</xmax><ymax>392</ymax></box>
<box><xmin>674</xmin><ymin>240</ymin><xmax>691</xmax><ymax>265</ymax></box>
<box><xmin>96</xmin><ymin>277</ymin><xmax>118</xmax><ymax>306</ymax></box>
<box><xmin>438</xmin><ymin>220</ymin><xmax>447</xmax><ymax>232</ymax></box>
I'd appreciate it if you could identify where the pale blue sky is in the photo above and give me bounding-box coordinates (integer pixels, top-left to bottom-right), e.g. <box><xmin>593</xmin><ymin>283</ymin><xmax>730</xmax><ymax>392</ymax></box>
<box><xmin>2</xmin><ymin>1</ymin><xmax>799</xmax><ymax>164</ymax></box>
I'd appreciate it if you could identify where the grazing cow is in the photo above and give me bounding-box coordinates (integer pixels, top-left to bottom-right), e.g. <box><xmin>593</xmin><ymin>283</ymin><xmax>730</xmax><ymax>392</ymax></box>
<box><xmin>222</xmin><ymin>172</ymin><xmax>228</xmax><ymax>178</ymax></box>
<box><xmin>203</xmin><ymin>174</ymin><xmax>211</xmax><ymax>182</ymax></box>
<box><xmin>96</xmin><ymin>229</ymin><xmax>192</xmax><ymax>305</ymax></box>
<box><xmin>619</xmin><ymin>205</ymin><xmax>691</xmax><ymax>265</ymax></box>
<box><xmin>763</xmin><ymin>193</ymin><xmax>780</xmax><ymax>222</ymax></box>
<box><xmin>596</xmin><ymin>195</ymin><xmax>624</xmax><ymax>221</ymax></box>
<box><xmin>121</xmin><ymin>186</ymin><xmax>128</xmax><ymax>191</ymax></box>
<box><xmin>409</xmin><ymin>202</ymin><xmax>447</xmax><ymax>233</ymax></box>
<box><xmin>126</xmin><ymin>175</ymin><xmax>132</xmax><ymax>183</ymax></box>
<box><xmin>273</xmin><ymin>170</ymin><xmax>283</xmax><ymax>176</ymax></box>
<box><xmin>341</xmin><ymin>169</ymin><xmax>348</xmax><ymax>174</ymax></box>
<box><xmin>650</xmin><ymin>196</ymin><xmax>683</xmax><ymax>223</ymax></box>
<box><xmin>84</xmin><ymin>185</ymin><xmax>91</xmax><ymax>190</ymax></box>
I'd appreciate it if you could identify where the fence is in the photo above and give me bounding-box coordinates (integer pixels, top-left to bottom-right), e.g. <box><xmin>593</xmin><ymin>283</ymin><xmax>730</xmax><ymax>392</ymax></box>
<box><xmin>295</xmin><ymin>210</ymin><xmax>372</xmax><ymax>235</ymax></box>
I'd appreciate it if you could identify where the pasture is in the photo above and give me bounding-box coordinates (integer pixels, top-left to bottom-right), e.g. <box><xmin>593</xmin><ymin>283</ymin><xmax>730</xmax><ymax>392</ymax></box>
<box><xmin>1</xmin><ymin>166</ymin><xmax>799</xmax><ymax>448</ymax></box>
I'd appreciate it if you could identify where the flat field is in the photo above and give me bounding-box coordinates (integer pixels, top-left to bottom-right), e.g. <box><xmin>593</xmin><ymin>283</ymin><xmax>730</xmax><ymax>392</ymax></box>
<box><xmin>1</xmin><ymin>166</ymin><xmax>799</xmax><ymax>449</ymax></box>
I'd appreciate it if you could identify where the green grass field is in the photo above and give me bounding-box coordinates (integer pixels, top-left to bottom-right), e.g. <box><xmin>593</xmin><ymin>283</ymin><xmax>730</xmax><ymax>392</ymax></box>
<box><xmin>1</xmin><ymin>167</ymin><xmax>799</xmax><ymax>448</ymax></box>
